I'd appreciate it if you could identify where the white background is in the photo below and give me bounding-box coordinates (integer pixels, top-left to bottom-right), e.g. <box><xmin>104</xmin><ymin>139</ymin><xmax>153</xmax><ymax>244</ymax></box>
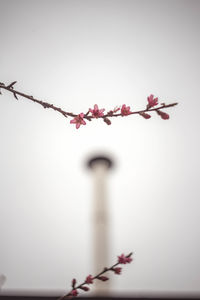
<box><xmin>0</xmin><ymin>0</ymin><xmax>200</xmax><ymax>297</ymax></box>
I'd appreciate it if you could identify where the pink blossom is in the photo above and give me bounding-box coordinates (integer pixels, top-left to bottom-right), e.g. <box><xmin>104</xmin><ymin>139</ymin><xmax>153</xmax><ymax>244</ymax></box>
<box><xmin>118</xmin><ymin>254</ymin><xmax>133</xmax><ymax>264</ymax></box>
<box><xmin>70</xmin><ymin>113</ymin><xmax>86</xmax><ymax>129</ymax></box>
<box><xmin>71</xmin><ymin>289</ymin><xmax>78</xmax><ymax>297</ymax></box>
<box><xmin>89</xmin><ymin>104</ymin><xmax>105</xmax><ymax>118</ymax></box>
<box><xmin>85</xmin><ymin>275</ymin><xmax>93</xmax><ymax>284</ymax></box>
<box><xmin>121</xmin><ymin>104</ymin><xmax>131</xmax><ymax>116</ymax></box>
<box><xmin>118</xmin><ymin>254</ymin><xmax>127</xmax><ymax>264</ymax></box>
<box><xmin>112</xmin><ymin>267</ymin><xmax>122</xmax><ymax>274</ymax></box>
<box><xmin>157</xmin><ymin>110</ymin><xmax>169</xmax><ymax>120</ymax></box>
<box><xmin>147</xmin><ymin>94</ymin><xmax>158</xmax><ymax>108</ymax></box>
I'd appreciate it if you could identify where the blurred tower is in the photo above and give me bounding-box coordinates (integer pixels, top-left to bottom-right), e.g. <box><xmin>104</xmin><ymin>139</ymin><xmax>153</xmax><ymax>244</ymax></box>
<box><xmin>87</xmin><ymin>155</ymin><xmax>113</xmax><ymax>296</ymax></box>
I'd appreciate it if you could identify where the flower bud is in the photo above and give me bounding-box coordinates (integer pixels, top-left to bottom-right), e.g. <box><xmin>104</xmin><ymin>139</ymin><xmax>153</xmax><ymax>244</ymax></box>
<box><xmin>103</xmin><ymin>117</ymin><xmax>111</xmax><ymax>125</ymax></box>
<box><xmin>80</xmin><ymin>286</ymin><xmax>90</xmax><ymax>291</ymax></box>
<box><xmin>97</xmin><ymin>276</ymin><xmax>109</xmax><ymax>281</ymax></box>
<box><xmin>112</xmin><ymin>267</ymin><xmax>122</xmax><ymax>274</ymax></box>
<box><xmin>139</xmin><ymin>112</ymin><xmax>151</xmax><ymax>119</ymax></box>
<box><xmin>71</xmin><ymin>278</ymin><xmax>76</xmax><ymax>288</ymax></box>
<box><xmin>157</xmin><ymin>110</ymin><xmax>169</xmax><ymax>120</ymax></box>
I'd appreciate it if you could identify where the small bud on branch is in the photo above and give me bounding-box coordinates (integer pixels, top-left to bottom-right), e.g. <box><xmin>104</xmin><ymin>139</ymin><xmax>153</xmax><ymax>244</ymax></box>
<box><xmin>97</xmin><ymin>275</ymin><xmax>109</xmax><ymax>281</ymax></box>
<box><xmin>139</xmin><ymin>112</ymin><xmax>151</xmax><ymax>119</ymax></box>
<box><xmin>156</xmin><ymin>110</ymin><xmax>170</xmax><ymax>120</ymax></box>
<box><xmin>79</xmin><ymin>286</ymin><xmax>90</xmax><ymax>291</ymax></box>
<box><xmin>112</xmin><ymin>267</ymin><xmax>122</xmax><ymax>274</ymax></box>
<box><xmin>71</xmin><ymin>279</ymin><xmax>76</xmax><ymax>288</ymax></box>
<box><xmin>104</xmin><ymin>117</ymin><xmax>112</xmax><ymax>125</ymax></box>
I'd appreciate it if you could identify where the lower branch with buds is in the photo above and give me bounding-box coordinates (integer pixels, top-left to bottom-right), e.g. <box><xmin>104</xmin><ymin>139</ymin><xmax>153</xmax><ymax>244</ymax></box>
<box><xmin>58</xmin><ymin>252</ymin><xmax>133</xmax><ymax>299</ymax></box>
<box><xmin>0</xmin><ymin>81</ymin><xmax>178</xmax><ymax>129</ymax></box>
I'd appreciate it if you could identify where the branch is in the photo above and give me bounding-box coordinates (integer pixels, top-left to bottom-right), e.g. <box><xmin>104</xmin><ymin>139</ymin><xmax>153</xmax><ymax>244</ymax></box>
<box><xmin>0</xmin><ymin>81</ymin><xmax>178</xmax><ymax>128</ymax></box>
<box><xmin>58</xmin><ymin>252</ymin><xmax>133</xmax><ymax>299</ymax></box>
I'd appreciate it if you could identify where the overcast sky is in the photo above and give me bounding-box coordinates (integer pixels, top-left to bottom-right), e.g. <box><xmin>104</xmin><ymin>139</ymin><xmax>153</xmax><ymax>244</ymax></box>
<box><xmin>0</xmin><ymin>0</ymin><xmax>200</xmax><ymax>297</ymax></box>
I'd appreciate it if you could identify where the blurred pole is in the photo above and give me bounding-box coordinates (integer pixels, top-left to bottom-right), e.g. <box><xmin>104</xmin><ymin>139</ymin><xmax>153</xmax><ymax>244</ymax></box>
<box><xmin>87</xmin><ymin>156</ymin><xmax>113</xmax><ymax>296</ymax></box>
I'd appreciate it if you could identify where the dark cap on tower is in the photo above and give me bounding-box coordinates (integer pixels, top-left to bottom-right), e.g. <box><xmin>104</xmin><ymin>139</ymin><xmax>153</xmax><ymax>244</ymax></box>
<box><xmin>87</xmin><ymin>155</ymin><xmax>114</xmax><ymax>169</ymax></box>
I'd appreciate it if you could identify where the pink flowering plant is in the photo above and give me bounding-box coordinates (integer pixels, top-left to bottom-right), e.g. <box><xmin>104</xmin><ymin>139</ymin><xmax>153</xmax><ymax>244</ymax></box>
<box><xmin>58</xmin><ymin>253</ymin><xmax>133</xmax><ymax>299</ymax></box>
<box><xmin>0</xmin><ymin>82</ymin><xmax>177</xmax><ymax>128</ymax></box>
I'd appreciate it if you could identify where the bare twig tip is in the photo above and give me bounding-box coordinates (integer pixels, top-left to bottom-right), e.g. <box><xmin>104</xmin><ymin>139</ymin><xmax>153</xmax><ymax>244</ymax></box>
<box><xmin>13</xmin><ymin>93</ymin><xmax>18</xmax><ymax>100</ymax></box>
<box><xmin>7</xmin><ymin>81</ymin><xmax>17</xmax><ymax>89</ymax></box>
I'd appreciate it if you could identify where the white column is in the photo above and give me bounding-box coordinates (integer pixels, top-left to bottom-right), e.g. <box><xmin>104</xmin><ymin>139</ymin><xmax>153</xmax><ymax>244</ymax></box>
<box><xmin>87</xmin><ymin>156</ymin><xmax>113</xmax><ymax>296</ymax></box>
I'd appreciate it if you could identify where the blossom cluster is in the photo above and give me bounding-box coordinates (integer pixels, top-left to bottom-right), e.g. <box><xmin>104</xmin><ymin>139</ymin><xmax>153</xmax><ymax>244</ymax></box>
<box><xmin>59</xmin><ymin>253</ymin><xmax>133</xmax><ymax>299</ymax></box>
<box><xmin>69</xmin><ymin>94</ymin><xmax>170</xmax><ymax>129</ymax></box>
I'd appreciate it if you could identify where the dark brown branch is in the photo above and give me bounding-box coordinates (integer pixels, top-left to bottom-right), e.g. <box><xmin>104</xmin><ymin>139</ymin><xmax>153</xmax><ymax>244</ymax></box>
<box><xmin>0</xmin><ymin>82</ymin><xmax>178</xmax><ymax>125</ymax></box>
<box><xmin>58</xmin><ymin>252</ymin><xmax>133</xmax><ymax>300</ymax></box>
<box><xmin>0</xmin><ymin>82</ymin><xmax>77</xmax><ymax>119</ymax></box>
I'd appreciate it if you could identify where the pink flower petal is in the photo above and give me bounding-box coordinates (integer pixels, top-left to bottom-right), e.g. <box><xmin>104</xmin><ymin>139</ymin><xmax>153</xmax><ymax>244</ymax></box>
<box><xmin>81</xmin><ymin>119</ymin><xmax>86</xmax><ymax>125</ymax></box>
